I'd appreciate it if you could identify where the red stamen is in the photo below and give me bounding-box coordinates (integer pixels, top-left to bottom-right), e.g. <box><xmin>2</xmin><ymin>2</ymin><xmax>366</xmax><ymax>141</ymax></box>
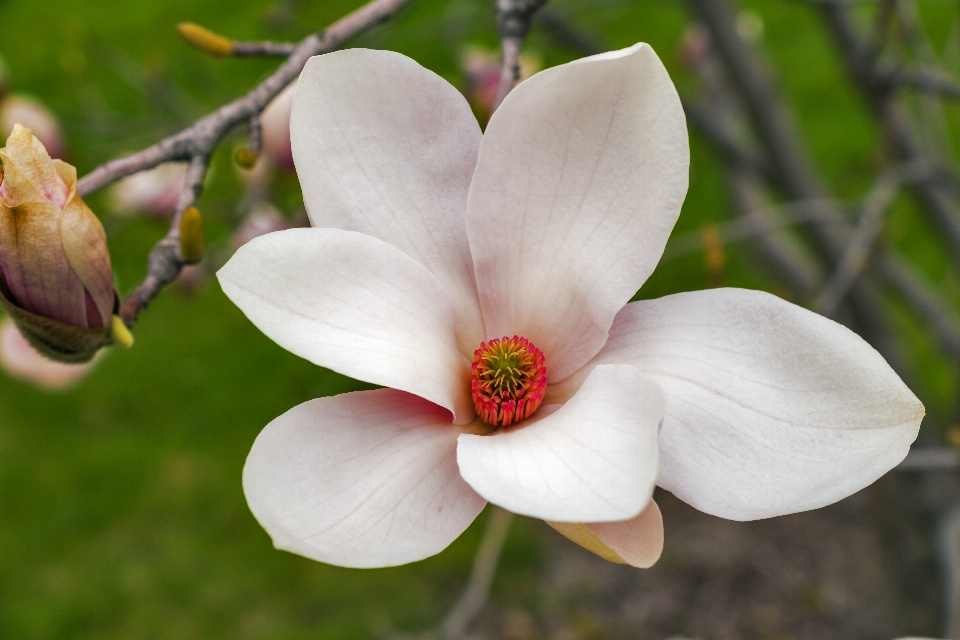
<box><xmin>471</xmin><ymin>335</ymin><xmax>546</xmax><ymax>428</ymax></box>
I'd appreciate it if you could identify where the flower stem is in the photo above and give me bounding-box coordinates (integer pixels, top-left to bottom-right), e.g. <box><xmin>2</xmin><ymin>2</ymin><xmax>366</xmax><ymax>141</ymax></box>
<box><xmin>438</xmin><ymin>506</ymin><xmax>514</xmax><ymax>640</ymax></box>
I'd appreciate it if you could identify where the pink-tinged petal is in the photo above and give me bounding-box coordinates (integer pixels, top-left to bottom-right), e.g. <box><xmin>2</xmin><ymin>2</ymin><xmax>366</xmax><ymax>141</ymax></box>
<box><xmin>566</xmin><ymin>289</ymin><xmax>924</xmax><ymax>521</ymax></box>
<box><xmin>59</xmin><ymin>188</ymin><xmax>114</xmax><ymax>328</ymax></box>
<box><xmin>0</xmin><ymin>317</ymin><xmax>97</xmax><ymax>389</ymax></box>
<box><xmin>217</xmin><ymin>228</ymin><xmax>473</xmax><ymax>422</ymax></box>
<box><xmin>291</xmin><ymin>49</ymin><xmax>485</xmax><ymax>355</ymax></box>
<box><xmin>457</xmin><ymin>364</ymin><xmax>663</xmax><ymax>522</ymax></box>
<box><xmin>586</xmin><ymin>499</ymin><xmax>664</xmax><ymax>568</ymax></box>
<box><xmin>467</xmin><ymin>44</ymin><xmax>688</xmax><ymax>381</ymax></box>
<box><xmin>243</xmin><ymin>389</ymin><xmax>486</xmax><ymax>568</ymax></box>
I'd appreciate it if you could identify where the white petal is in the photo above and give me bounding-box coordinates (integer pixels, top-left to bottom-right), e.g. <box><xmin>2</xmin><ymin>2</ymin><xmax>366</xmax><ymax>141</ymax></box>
<box><xmin>243</xmin><ymin>389</ymin><xmax>486</xmax><ymax>568</ymax></box>
<box><xmin>217</xmin><ymin>228</ymin><xmax>473</xmax><ymax>422</ymax></box>
<box><xmin>467</xmin><ymin>44</ymin><xmax>688</xmax><ymax>381</ymax></box>
<box><xmin>456</xmin><ymin>364</ymin><xmax>663</xmax><ymax>522</ymax></box>
<box><xmin>291</xmin><ymin>49</ymin><xmax>485</xmax><ymax>354</ymax></box>
<box><xmin>586</xmin><ymin>499</ymin><xmax>664</xmax><ymax>568</ymax></box>
<box><xmin>568</xmin><ymin>288</ymin><xmax>924</xmax><ymax>521</ymax></box>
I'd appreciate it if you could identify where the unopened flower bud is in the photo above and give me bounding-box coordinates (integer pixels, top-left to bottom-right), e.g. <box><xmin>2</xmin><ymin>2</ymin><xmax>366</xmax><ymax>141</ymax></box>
<box><xmin>1</xmin><ymin>94</ymin><xmax>65</xmax><ymax>159</ymax></box>
<box><xmin>261</xmin><ymin>81</ymin><xmax>296</xmax><ymax>172</ymax></box>
<box><xmin>178</xmin><ymin>206</ymin><xmax>205</xmax><ymax>263</ymax></box>
<box><xmin>0</xmin><ymin>124</ymin><xmax>118</xmax><ymax>362</ymax></box>
<box><xmin>110</xmin><ymin>162</ymin><xmax>187</xmax><ymax>219</ymax></box>
<box><xmin>234</xmin><ymin>147</ymin><xmax>259</xmax><ymax>169</ymax></box>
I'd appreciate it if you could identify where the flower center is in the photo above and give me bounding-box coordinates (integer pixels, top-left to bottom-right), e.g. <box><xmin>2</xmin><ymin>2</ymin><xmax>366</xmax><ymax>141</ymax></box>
<box><xmin>471</xmin><ymin>336</ymin><xmax>547</xmax><ymax>428</ymax></box>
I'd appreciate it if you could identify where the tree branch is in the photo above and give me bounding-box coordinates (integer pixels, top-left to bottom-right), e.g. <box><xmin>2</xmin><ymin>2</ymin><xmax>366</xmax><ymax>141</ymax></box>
<box><xmin>820</xmin><ymin>3</ymin><xmax>960</xmax><ymax>270</ymax></box>
<box><xmin>686</xmin><ymin>0</ymin><xmax>904</xmax><ymax>371</ymax></box>
<box><xmin>813</xmin><ymin>165</ymin><xmax>903</xmax><ymax>315</ymax></box>
<box><xmin>78</xmin><ymin>0</ymin><xmax>411</xmax><ymax>197</ymax></box>
<box><xmin>492</xmin><ymin>0</ymin><xmax>549</xmax><ymax>111</ymax></box>
<box><xmin>231</xmin><ymin>40</ymin><xmax>298</xmax><ymax>57</ymax></box>
<box><xmin>439</xmin><ymin>507</ymin><xmax>513</xmax><ymax>640</ymax></box>
<box><xmin>88</xmin><ymin>0</ymin><xmax>413</xmax><ymax>329</ymax></box>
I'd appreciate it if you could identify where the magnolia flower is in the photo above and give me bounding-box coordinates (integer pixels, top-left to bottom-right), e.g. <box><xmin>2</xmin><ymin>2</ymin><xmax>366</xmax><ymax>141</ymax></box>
<box><xmin>218</xmin><ymin>46</ymin><xmax>923</xmax><ymax>569</ymax></box>
<box><xmin>0</xmin><ymin>124</ymin><xmax>117</xmax><ymax>362</ymax></box>
<box><xmin>0</xmin><ymin>316</ymin><xmax>98</xmax><ymax>389</ymax></box>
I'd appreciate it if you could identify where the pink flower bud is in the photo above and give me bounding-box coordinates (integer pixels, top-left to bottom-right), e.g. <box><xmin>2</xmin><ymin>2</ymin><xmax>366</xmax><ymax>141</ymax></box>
<box><xmin>678</xmin><ymin>25</ymin><xmax>710</xmax><ymax>70</ymax></box>
<box><xmin>1</xmin><ymin>94</ymin><xmax>65</xmax><ymax>160</ymax></box>
<box><xmin>0</xmin><ymin>124</ymin><xmax>117</xmax><ymax>362</ymax></box>
<box><xmin>110</xmin><ymin>162</ymin><xmax>186</xmax><ymax>219</ymax></box>
<box><xmin>261</xmin><ymin>81</ymin><xmax>296</xmax><ymax>172</ymax></box>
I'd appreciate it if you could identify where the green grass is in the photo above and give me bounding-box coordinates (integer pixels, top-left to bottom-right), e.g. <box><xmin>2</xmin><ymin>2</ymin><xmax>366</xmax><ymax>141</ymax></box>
<box><xmin>2</xmin><ymin>0</ymin><xmax>959</xmax><ymax>637</ymax></box>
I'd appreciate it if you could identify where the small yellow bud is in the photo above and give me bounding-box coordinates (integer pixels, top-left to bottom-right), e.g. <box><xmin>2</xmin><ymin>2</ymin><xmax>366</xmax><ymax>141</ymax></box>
<box><xmin>111</xmin><ymin>315</ymin><xmax>134</xmax><ymax>349</ymax></box>
<box><xmin>179</xmin><ymin>207</ymin><xmax>205</xmax><ymax>263</ymax></box>
<box><xmin>176</xmin><ymin>23</ymin><xmax>233</xmax><ymax>58</ymax></box>
<box><xmin>235</xmin><ymin>148</ymin><xmax>258</xmax><ymax>169</ymax></box>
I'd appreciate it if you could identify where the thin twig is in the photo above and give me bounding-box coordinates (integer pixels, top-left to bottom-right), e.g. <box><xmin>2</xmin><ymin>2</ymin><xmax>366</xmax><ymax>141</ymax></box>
<box><xmin>231</xmin><ymin>40</ymin><xmax>298</xmax><ymax>57</ymax></box>
<box><xmin>492</xmin><ymin>0</ymin><xmax>549</xmax><ymax>111</ymax></box>
<box><xmin>439</xmin><ymin>507</ymin><xmax>514</xmax><ymax>640</ymax></box>
<box><xmin>813</xmin><ymin>166</ymin><xmax>902</xmax><ymax>315</ymax></box>
<box><xmin>78</xmin><ymin>0</ymin><xmax>411</xmax><ymax>196</ymax></box>
<box><xmin>890</xmin><ymin>66</ymin><xmax>960</xmax><ymax>101</ymax></box>
<box><xmin>939</xmin><ymin>503</ymin><xmax>960</xmax><ymax>638</ymax></box>
<box><xmin>686</xmin><ymin>0</ymin><xmax>904</xmax><ymax>371</ymax></box>
<box><xmin>820</xmin><ymin>3</ymin><xmax>960</xmax><ymax>269</ymax></box>
<box><xmin>877</xmin><ymin>255</ymin><xmax>960</xmax><ymax>357</ymax></box>
<box><xmin>662</xmin><ymin>197</ymin><xmax>837</xmax><ymax>260</ymax></box>
<box><xmin>247</xmin><ymin>114</ymin><xmax>263</xmax><ymax>156</ymax></box>
<box><xmin>120</xmin><ymin>155</ymin><xmax>208</xmax><ymax>325</ymax></box>
<box><xmin>682</xmin><ymin>99</ymin><xmax>777</xmax><ymax>184</ymax></box>
<box><xmin>84</xmin><ymin>0</ymin><xmax>412</xmax><ymax>328</ymax></box>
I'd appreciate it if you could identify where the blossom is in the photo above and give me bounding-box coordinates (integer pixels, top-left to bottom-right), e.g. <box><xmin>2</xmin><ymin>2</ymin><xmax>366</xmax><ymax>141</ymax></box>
<box><xmin>217</xmin><ymin>46</ymin><xmax>923</xmax><ymax>569</ymax></box>
<box><xmin>0</xmin><ymin>124</ymin><xmax>118</xmax><ymax>363</ymax></box>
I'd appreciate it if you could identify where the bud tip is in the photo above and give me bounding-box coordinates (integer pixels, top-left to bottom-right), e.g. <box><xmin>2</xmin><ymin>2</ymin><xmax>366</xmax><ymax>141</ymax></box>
<box><xmin>176</xmin><ymin>23</ymin><xmax>233</xmax><ymax>58</ymax></box>
<box><xmin>178</xmin><ymin>206</ymin><xmax>205</xmax><ymax>263</ymax></box>
<box><xmin>235</xmin><ymin>148</ymin><xmax>258</xmax><ymax>169</ymax></box>
<box><xmin>111</xmin><ymin>315</ymin><xmax>134</xmax><ymax>349</ymax></box>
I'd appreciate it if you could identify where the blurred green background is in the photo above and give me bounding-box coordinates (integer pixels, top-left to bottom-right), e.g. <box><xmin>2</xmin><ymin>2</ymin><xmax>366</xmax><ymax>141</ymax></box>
<box><xmin>1</xmin><ymin>0</ymin><xmax>958</xmax><ymax>638</ymax></box>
